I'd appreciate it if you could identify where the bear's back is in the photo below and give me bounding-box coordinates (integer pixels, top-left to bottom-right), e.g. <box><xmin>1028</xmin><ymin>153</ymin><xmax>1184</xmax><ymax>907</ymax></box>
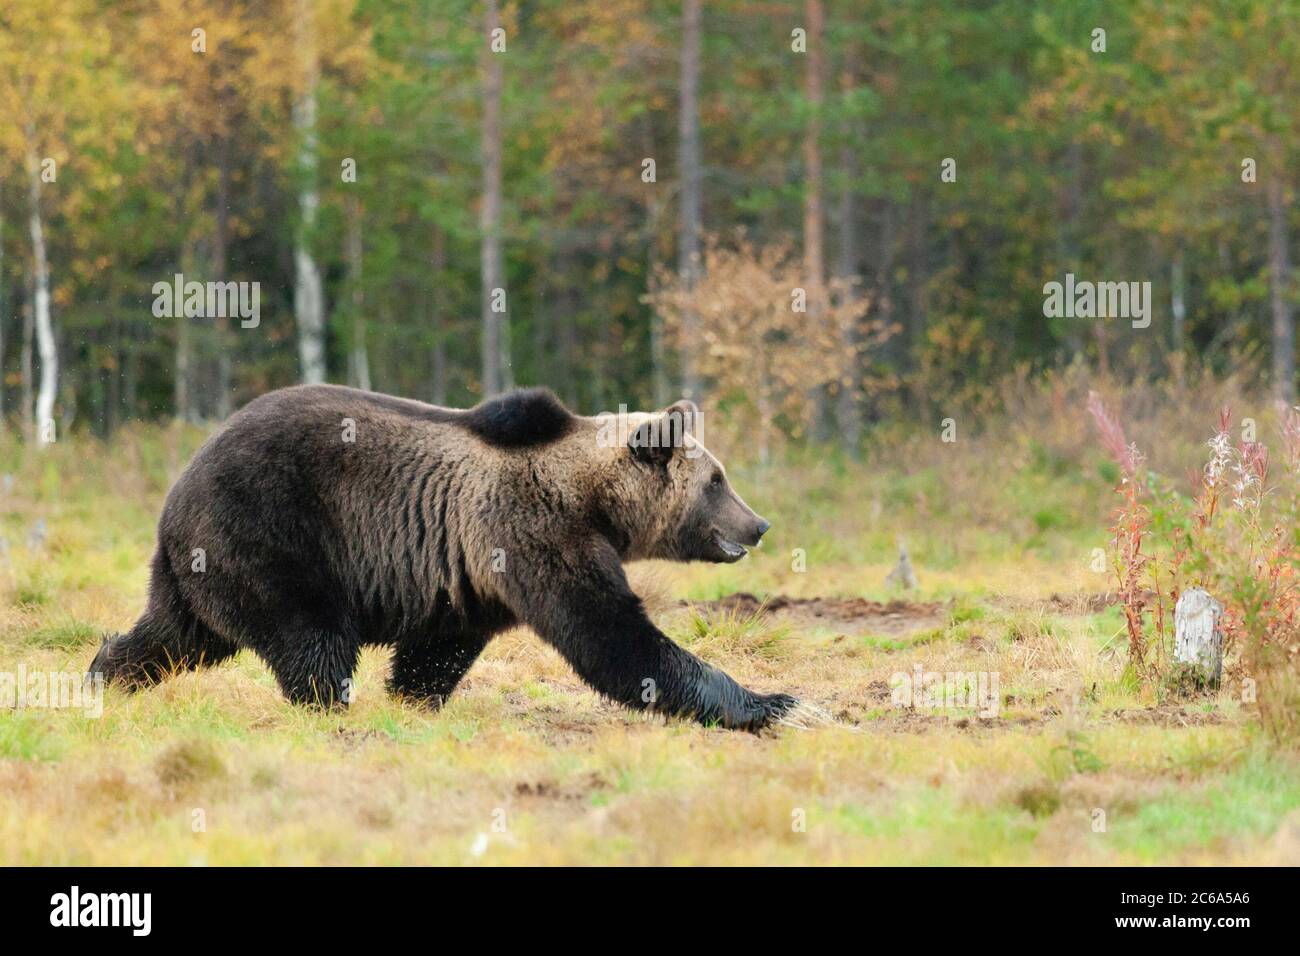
<box><xmin>162</xmin><ymin>384</ymin><xmax>583</xmax><ymax>584</ymax></box>
<box><xmin>229</xmin><ymin>383</ymin><xmax>576</xmax><ymax>449</ymax></box>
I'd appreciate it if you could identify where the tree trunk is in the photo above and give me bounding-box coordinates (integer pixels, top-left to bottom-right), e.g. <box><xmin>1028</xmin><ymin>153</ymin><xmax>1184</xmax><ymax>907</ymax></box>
<box><xmin>532</xmin><ymin>279</ymin><xmax>550</xmax><ymax>390</ymax></box>
<box><xmin>1174</xmin><ymin>587</ymin><xmax>1224</xmax><ymax>689</ymax></box>
<box><xmin>650</xmin><ymin>284</ymin><xmax>669</xmax><ymax>406</ymax></box>
<box><xmin>124</xmin><ymin>344</ymin><xmax>138</xmax><ymax>423</ymax></box>
<box><xmin>1094</xmin><ymin>318</ymin><xmax>1110</xmax><ymax>378</ymax></box>
<box><xmin>874</xmin><ymin>200</ymin><xmax>898</xmax><ymax>374</ymax></box>
<box><xmin>479</xmin><ymin>0</ymin><xmax>510</xmax><ymax>395</ymax></box>
<box><xmin>105</xmin><ymin>306</ymin><xmax>119</xmax><ymax>437</ymax></box>
<box><xmin>105</xmin><ymin>353</ymin><xmax>118</xmax><ymax>435</ymax></box>
<box><xmin>175</xmin><ymin>312</ymin><xmax>192</xmax><ymax>422</ymax></box>
<box><xmin>0</xmin><ymin>190</ymin><xmax>6</xmax><ymax>427</ymax></box>
<box><xmin>556</xmin><ymin>251</ymin><xmax>579</xmax><ymax>408</ymax></box>
<box><xmin>25</xmin><ymin>140</ymin><xmax>56</xmax><ymax>447</ymax></box>
<box><xmin>293</xmin><ymin>0</ymin><xmax>327</xmax><ymax>385</ymax></box>
<box><xmin>59</xmin><ymin>348</ymin><xmax>75</xmax><ymax>436</ymax></box>
<box><xmin>432</xmin><ymin>338</ymin><xmax>448</xmax><ymax>405</ymax></box>
<box><xmin>905</xmin><ymin>195</ymin><xmax>927</xmax><ymax>362</ymax></box>
<box><xmin>1267</xmin><ymin>172</ymin><xmax>1295</xmax><ymax>403</ymax></box>
<box><xmin>1060</xmin><ymin>139</ymin><xmax>1085</xmax><ymax>360</ymax></box>
<box><xmin>431</xmin><ymin>340</ymin><xmax>448</xmax><ymax>403</ymax></box>
<box><xmin>431</xmin><ymin>226</ymin><xmax>448</xmax><ymax>404</ymax></box>
<box><xmin>834</xmin><ymin>46</ymin><xmax>861</xmax><ymax>453</ymax></box>
<box><xmin>677</xmin><ymin>0</ymin><xmax>703</xmax><ymax>400</ymax></box>
<box><xmin>802</xmin><ymin>0</ymin><xmax>830</xmax><ymax>436</ymax></box>
<box><xmin>346</xmin><ymin>194</ymin><xmax>370</xmax><ymax>391</ymax></box>
<box><xmin>1170</xmin><ymin>248</ymin><xmax>1186</xmax><ymax>353</ymax></box>
<box><xmin>756</xmin><ymin>347</ymin><xmax>773</xmax><ymax>466</ymax></box>
<box><xmin>21</xmin><ymin>283</ymin><xmax>33</xmax><ymax>440</ymax></box>
<box><xmin>212</xmin><ymin>131</ymin><xmax>234</xmax><ymax>418</ymax></box>
<box><xmin>802</xmin><ymin>0</ymin><xmax>826</xmax><ymax>307</ymax></box>
<box><xmin>175</xmin><ymin>241</ymin><xmax>196</xmax><ymax>421</ymax></box>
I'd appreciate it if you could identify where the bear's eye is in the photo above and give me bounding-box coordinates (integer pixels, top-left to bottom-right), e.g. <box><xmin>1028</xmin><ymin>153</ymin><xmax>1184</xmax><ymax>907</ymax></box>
<box><xmin>709</xmin><ymin>472</ymin><xmax>723</xmax><ymax>488</ymax></box>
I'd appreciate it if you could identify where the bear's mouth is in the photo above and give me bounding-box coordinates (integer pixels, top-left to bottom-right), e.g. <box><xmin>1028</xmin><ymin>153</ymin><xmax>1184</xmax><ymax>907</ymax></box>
<box><xmin>711</xmin><ymin>530</ymin><xmax>748</xmax><ymax>562</ymax></box>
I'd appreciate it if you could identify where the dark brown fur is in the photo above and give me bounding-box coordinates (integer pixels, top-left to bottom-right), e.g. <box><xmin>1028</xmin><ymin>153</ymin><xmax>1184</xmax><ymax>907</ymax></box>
<box><xmin>90</xmin><ymin>385</ymin><xmax>795</xmax><ymax>729</ymax></box>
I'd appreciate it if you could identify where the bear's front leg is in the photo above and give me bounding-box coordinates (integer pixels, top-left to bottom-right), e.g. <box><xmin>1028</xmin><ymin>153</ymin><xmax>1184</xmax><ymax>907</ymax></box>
<box><xmin>513</xmin><ymin>545</ymin><xmax>797</xmax><ymax>731</ymax></box>
<box><xmin>659</xmin><ymin>651</ymin><xmax>798</xmax><ymax>731</ymax></box>
<box><xmin>388</xmin><ymin>620</ymin><xmax>493</xmax><ymax>706</ymax></box>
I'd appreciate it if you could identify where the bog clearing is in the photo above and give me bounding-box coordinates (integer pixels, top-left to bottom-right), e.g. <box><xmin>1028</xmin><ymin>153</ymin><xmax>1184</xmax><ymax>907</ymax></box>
<box><xmin>1</xmin><ymin>393</ymin><xmax>1296</xmax><ymax>866</ymax></box>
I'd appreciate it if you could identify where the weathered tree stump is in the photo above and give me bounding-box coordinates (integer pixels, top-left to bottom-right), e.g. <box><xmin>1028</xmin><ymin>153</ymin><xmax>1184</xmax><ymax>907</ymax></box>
<box><xmin>885</xmin><ymin>538</ymin><xmax>918</xmax><ymax>590</ymax></box>
<box><xmin>1172</xmin><ymin>587</ymin><xmax>1224</xmax><ymax>691</ymax></box>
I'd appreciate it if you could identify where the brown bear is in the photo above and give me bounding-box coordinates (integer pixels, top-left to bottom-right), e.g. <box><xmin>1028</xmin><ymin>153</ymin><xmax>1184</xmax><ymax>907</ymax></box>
<box><xmin>90</xmin><ymin>385</ymin><xmax>798</xmax><ymax>730</ymax></box>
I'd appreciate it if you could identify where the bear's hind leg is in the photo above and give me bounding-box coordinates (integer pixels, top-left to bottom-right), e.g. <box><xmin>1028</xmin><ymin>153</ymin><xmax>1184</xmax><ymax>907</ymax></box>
<box><xmin>261</xmin><ymin>629</ymin><xmax>361</xmax><ymax>708</ymax></box>
<box><xmin>92</xmin><ymin>549</ymin><xmax>238</xmax><ymax>690</ymax></box>
<box><xmin>387</xmin><ymin>621</ymin><xmax>491</xmax><ymax>707</ymax></box>
<box><xmin>91</xmin><ymin>609</ymin><xmax>238</xmax><ymax>690</ymax></box>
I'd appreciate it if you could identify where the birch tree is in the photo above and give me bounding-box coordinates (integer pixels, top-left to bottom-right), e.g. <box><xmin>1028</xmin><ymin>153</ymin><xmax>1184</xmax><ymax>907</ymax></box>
<box><xmin>479</xmin><ymin>0</ymin><xmax>510</xmax><ymax>395</ymax></box>
<box><xmin>0</xmin><ymin>3</ymin><xmax>105</xmax><ymax>445</ymax></box>
<box><xmin>294</xmin><ymin>0</ymin><xmax>328</xmax><ymax>384</ymax></box>
<box><xmin>24</xmin><ymin>137</ymin><xmax>55</xmax><ymax>445</ymax></box>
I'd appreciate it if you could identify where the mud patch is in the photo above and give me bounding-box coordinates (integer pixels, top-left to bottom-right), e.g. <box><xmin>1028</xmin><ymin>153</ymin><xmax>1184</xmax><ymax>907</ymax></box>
<box><xmin>820</xmin><ymin>703</ymin><xmax>1052</xmax><ymax>734</ymax></box>
<box><xmin>685</xmin><ymin>592</ymin><xmax>947</xmax><ymax>637</ymax></box>
<box><xmin>1016</xmin><ymin>592</ymin><xmax>1119</xmax><ymax>615</ymax></box>
<box><xmin>1104</xmin><ymin>705</ymin><xmax>1230</xmax><ymax>728</ymax></box>
<box><xmin>680</xmin><ymin>590</ymin><xmax>1123</xmax><ymax>642</ymax></box>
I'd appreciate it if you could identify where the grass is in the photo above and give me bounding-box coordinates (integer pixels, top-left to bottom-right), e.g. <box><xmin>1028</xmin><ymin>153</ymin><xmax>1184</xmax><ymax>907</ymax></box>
<box><xmin>0</xmin><ymin>411</ymin><xmax>1296</xmax><ymax>865</ymax></box>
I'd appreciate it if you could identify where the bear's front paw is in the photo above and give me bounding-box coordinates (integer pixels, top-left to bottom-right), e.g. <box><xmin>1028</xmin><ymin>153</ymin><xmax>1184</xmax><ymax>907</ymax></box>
<box><xmin>723</xmin><ymin>691</ymin><xmax>799</xmax><ymax>732</ymax></box>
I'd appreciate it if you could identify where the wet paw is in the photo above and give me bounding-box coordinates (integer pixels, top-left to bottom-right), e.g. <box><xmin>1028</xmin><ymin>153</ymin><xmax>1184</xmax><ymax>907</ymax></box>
<box><xmin>725</xmin><ymin>691</ymin><xmax>799</xmax><ymax>732</ymax></box>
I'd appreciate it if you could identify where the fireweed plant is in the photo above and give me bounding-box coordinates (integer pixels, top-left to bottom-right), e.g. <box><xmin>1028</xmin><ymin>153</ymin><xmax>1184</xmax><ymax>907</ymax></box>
<box><xmin>1088</xmin><ymin>392</ymin><xmax>1300</xmax><ymax>743</ymax></box>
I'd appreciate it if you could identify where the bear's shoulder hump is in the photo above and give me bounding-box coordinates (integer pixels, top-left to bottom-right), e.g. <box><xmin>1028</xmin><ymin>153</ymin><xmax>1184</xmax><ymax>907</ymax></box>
<box><xmin>464</xmin><ymin>388</ymin><xmax>576</xmax><ymax>448</ymax></box>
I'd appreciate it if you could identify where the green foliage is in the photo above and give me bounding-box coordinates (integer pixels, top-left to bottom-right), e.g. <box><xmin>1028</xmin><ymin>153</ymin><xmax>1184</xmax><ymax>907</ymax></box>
<box><xmin>0</xmin><ymin>1</ymin><xmax>1295</xmax><ymax>433</ymax></box>
<box><xmin>26</xmin><ymin>619</ymin><xmax>98</xmax><ymax>650</ymax></box>
<box><xmin>1014</xmin><ymin>782</ymin><xmax>1061</xmax><ymax>818</ymax></box>
<box><xmin>1045</xmin><ymin>729</ymin><xmax>1105</xmax><ymax>779</ymax></box>
<box><xmin>0</xmin><ymin>715</ymin><xmax>62</xmax><ymax>762</ymax></box>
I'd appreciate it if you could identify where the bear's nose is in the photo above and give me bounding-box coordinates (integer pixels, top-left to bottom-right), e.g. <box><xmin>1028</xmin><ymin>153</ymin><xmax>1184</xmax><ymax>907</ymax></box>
<box><xmin>755</xmin><ymin>519</ymin><xmax>771</xmax><ymax>539</ymax></box>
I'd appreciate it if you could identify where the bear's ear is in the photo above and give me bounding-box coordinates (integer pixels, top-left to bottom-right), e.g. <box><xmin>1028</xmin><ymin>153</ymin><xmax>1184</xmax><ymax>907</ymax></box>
<box><xmin>661</xmin><ymin>399</ymin><xmax>700</xmax><ymax>439</ymax></box>
<box><xmin>629</xmin><ymin>401</ymin><xmax>696</xmax><ymax>468</ymax></box>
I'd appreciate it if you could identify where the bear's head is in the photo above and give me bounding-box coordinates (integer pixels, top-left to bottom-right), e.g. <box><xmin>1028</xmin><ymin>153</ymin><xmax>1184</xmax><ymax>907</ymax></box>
<box><xmin>615</xmin><ymin>399</ymin><xmax>770</xmax><ymax>563</ymax></box>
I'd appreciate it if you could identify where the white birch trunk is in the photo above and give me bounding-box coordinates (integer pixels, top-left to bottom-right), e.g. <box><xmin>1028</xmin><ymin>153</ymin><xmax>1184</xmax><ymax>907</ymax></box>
<box><xmin>25</xmin><ymin>142</ymin><xmax>56</xmax><ymax>447</ymax></box>
<box><xmin>21</xmin><ymin>286</ymin><xmax>33</xmax><ymax>439</ymax></box>
<box><xmin>293</xmin><ymin>0</ymin><xmax>326</xmax><ymax>385</ymax></box>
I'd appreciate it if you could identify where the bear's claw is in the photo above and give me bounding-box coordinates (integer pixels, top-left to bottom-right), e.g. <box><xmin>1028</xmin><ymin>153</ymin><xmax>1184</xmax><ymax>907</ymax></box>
<box><xmin>721</xmin><ymin>691</ymin><xmax>800</xmax><ymax>732</ymax></box>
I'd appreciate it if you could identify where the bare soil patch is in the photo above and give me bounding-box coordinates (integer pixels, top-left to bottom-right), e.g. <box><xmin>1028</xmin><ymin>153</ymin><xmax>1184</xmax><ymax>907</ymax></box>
<box><xmin>684</xmin><ymin>592</ymin><xmax>947</xmax><ymax>637</ymax></box>
<box><xmin>1019</xmin><ymin>592</ymin><xmax>1121</xmax><ymax>615</ymax></box>
<box><xmin>1103</xmin><ymin>705</ymin><xmax>1231</xmax><ymax>728</ymax></box>
<box><xmin>682</xmin><ymin>590</ymin><xmax>1121</xmax><ymax>640</ymax></box>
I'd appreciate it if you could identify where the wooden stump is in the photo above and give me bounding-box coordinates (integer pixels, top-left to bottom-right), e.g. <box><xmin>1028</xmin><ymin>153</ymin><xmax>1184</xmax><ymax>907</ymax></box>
<box><xmin>885</xmin><ymin>538</ymin><xmax>918</xmax><ymax>590</ymax></box>
<box><xmin>1173</xmin><ymin>587</ymin><xmax>1224</xmax><ymax>690</ymax></box>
